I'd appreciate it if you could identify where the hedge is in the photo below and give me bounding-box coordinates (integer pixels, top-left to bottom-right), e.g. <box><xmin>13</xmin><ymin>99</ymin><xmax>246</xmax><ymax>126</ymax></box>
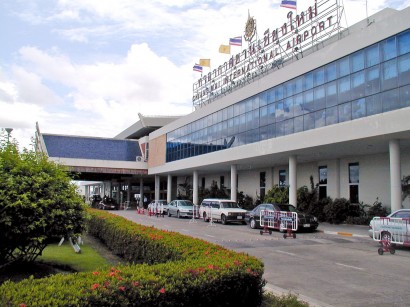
<box><xmin>0</xmin><ymin>209</ymin><xmax>265</xmax><ymax>306</ymax></box>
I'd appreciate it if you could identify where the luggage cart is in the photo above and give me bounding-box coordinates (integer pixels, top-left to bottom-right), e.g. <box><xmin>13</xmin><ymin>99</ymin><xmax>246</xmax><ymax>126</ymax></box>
<box><xmin>371</xmin><ymin>217</ymin><xmax>410</xmax><ymax>255</ymax></box>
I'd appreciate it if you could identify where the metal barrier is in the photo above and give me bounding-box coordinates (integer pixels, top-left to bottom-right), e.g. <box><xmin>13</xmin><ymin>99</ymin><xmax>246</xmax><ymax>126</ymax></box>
<box><xmin>371</xmin><ymin>217</ymin><xmax>410</xmax><ymax>255</ymax></box>
<box><xmin>189</xmin><ymin>205</ymin><xmax>199</xmax><ymax>224</ymax></box>
<box><xmin>259</xmin><ymin>210</ymin><xmax>298</xmax><ymax>238</ymax></box>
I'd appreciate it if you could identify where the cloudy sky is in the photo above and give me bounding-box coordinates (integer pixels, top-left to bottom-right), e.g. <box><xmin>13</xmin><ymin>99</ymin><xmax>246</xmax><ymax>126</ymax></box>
<box><xmin>1</xmin><ymin>0</ymin><xmax>409</xmax><ymax>149</ymax></box>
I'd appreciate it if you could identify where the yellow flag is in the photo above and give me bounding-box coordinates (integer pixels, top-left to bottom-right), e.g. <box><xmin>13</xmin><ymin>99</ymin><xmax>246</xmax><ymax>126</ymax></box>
<box><xmin>199</xmin><ymin>59</ymin><xmax>211</xmax><ymax>67</ymax></box>
<box><xmin>219</xmin><ymin>45</ymin><xmax>231</xmax><ymax>54</ymax></box>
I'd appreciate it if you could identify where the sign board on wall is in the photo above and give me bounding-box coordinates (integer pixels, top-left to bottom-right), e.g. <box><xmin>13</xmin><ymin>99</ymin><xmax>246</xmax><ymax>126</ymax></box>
<box><xmin>192</xmin><ymin>0</ymin><xmax>343</xmax><ymax>108</ymax></box>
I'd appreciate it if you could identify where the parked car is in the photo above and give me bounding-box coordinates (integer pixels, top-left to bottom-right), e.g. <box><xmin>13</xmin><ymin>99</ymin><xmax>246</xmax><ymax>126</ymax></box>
<box><xmin>368</xmin><ymin>209</ymin><xmax>410</xmax><ymax>243</ymax></box>
<box><xmin>89</xmin><ymin>194</ymin><xmax>102</xmax><ymax>208</ymax></box>
<box><xmin>98</xmin><ymin>196</ymin><xmax>119</xmax><ymax>210</ymax></box>
<box><xmin>245</xmin><ymin>203</ymin><xmax>318</xmax><ymax>232</ymax></box>
<box><xmin>167</xmin><ymin>200</ymin><xmax>195</xmax><ymax>218</ymax></box>
<box><xmin>148</xmin><ymin>200</ymin><xmax>168</xmax><ymax>215</ymax></box>
<box><xmin>200</xmin><ymin>199</ymin><xmax>247</xmax><ymax>225</ymax></box>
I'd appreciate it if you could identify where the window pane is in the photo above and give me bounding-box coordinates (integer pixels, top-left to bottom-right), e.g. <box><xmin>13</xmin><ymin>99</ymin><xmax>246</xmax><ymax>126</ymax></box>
<box><xmin>366</xmin><ymin>94</ymin><xmax>382</xmax><ymax>116</ymax></box>
<box><xmin>351</xmin><ymin>70</ymin><xmax>365</xmax><ymax>100</ymax></box>
<box><xmin>326</xmin><ymin>81</ymin><xmax>338</xmax><ymax>107</ymax></box>
<box><xmin>303</xmin><ymin>113</ymin><xmax>315</xmax><ymax>131</ymax></box>
<box><xmin>351</xmin><ymin>50</ymin><xmax>365</xmax><ymax>72</ymax></box>
<box><xmin>338</xmin><ymin>101</ymin><xmax>352</xmax><ymax>122</ymax></box>
<box><xmin>276</xmin><ymin>120</ymin><xmax>285</xmax><ymax>136</ymax></box>
<box><xmin>303</xmin><ymin>89</ymin><xmax>314</xmax><ymax>113</ymax></box>
<box><xmin>259</xmin><ymin>92</ymin><xmax>268</xmax><ymax>107</ymax></box>
<box><xmin>338</xmin><ymin>75</ymin><xmax>351</xmax><ymax>103</ymax></box>
<box><xmin>276</xmin><ymin>101</ymin><xmax>285</xmax><ymax>122</ymax></box>
<box><xmin>350</xmin><ymin>185</ymin><xmax>359</xmax><ymax>203</ymax></box>
<box><xmin>349</xmin><ymin>163</ymin><xmax>359</xmax><ymax>183</ymax></box>
<box><xmin>366</xmin><ymin>44</ymin><xmax>380</xmax><ymax>67</ymax></box>
<box><xmin>314</xmin><ymin>85</ymin><xmax>326</xmax><ymax>110</ymax></box>
<box><xmin>326</xmin><ymin>106</ymin><xmax>338</xmax><ymax>125</ymax></box>
<box><xmin>283</xmin><ymin>97</ymin><xmax>294</xmax><ymax>119</ymax></box>
<box><xmin>325</xmin><ymin>62</ymin><xmax>337</xmax><ymax>82</ymax></box>
<box><xmin>294</xmin><ymin>93</ymin><xmax>304</xmax><ymax>116</ymax></box>
<box><xmin>352</xmin><ymin>98</ymin><xmax>366</xmax><ymax>120</ymax></box>
<box><xmin>398</xmin><ymin>30</ymin><xmax>410</xmax><ymax>55</ymax></box>
<box><xmin>284</xmin><ymin>119</ymin><xmax>294</xmax><ymax>135</ymax></box>
<box><xmin>339</xmin><ymin>57</ymin><xmax>350</xmax><ymax>77</ymax></box>
<box><xmin>365</xmin><ymin>66</ymin><xmax>380</xmax><ymax>96</ymax></box>
<box><xmin>381</xmin><ymin>37</ymin><xmax>397</xmax><ymax>61</ymax></box>
<box><xmin>304</xmin><ymin>72</ymin><xmax>314</xmax><ymax>90</ymax></box>
<box><xmin>319</xmin><ymin>166</ymin><xmax>327</xmax><ymax>184</ymax></box>
<box><xmin>398</xmin><ymin>53</ymin><xmax>410</xmax><ymax>87</ymax></box>
<box><xmin>279</xmin><ymin>170</ymin><xmax>286</xmax><ymax>186</ymax></box>
<box><xmin>275</xmin><ymin>86</ymin><xmax>284</xmax><ymax>101</ymax></box>
<box><xmin>314</xmin><ymin>67</ymin><xmax>325</xmax><ymax>86</ymax></box>
<box><xmin>295</xmin><ymin>76</ymin><xmax>303</xmax><ymax>94</ymax></box>
<box><xmin>294</xmin><ymin>116</ymin><xmax>303</xmax><ymax>133</ymax></box>
<box><xmin>315</xmin><ymin>109</ymin><xmax>326</xmax><ymax>128</ymax></box>
<box><xmin>382</xmin><ymin>88</ymin><xmax>399</xmax><ymax>112</ymax></box>
<box><xmin>286</xmin><ymin>81</ymin><xmax>294</xmax><ymax>97</ymax></box>
<box><xmin>381</xmin><ymin>59</ymin><xmax>398</xmax><ymax>91</ymax></box>
<box><xmin>399</xmin><ymin>84</ymin><xmax>410</xmax><ymax>108</ymax></box>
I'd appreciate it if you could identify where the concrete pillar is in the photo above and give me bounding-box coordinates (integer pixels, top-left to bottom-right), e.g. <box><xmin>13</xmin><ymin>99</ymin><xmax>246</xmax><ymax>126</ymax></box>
<box><xmin>193</xmin><ymin>171</ymin><xmax>199</xmax><ymax>205</ymax></box>
<box><xmin>335</xmin><ymin>159</ymin><xmax>340</xmax><ymax>199</ymax></box>
<box><xmin>231</xmin><ymin>164</ymin><xmax>237</xmax><ymax>202</ymax></box>
<box><xmin>389</xmin><ymin>139</ymin><xmax>401</xmax><ymax>212</ymax></box>
<box><xmin>167</xmin><ymin>174</ymin><xmax>172</xmax><ymax>203</ymax></box>
<box><xmin>139</xmin><ymin>178</ymin><xmax>144</xmax><ymax>208</ymax></box>
<box><xmin>289</xmin><ymin>155</ymin><xmax>297</xmax><ymax>207</ymax></box>
<box><xmin>127</xmin><ymin>180</ymin><xmax>131</xmax><ymax>202</ymax></box>
<box><xmin>155</xmin><ymin>175</ymin><xmax>160</xmax><ymax>201</ymax></box>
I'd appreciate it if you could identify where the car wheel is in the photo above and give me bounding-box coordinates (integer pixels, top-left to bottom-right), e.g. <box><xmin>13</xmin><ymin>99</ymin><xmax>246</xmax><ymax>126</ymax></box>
<box><xmin>250</xmin><ymin>218</ymin><xmax>256</xmax><ymax>229</ymax></box>
<box><xmin>203</xmin><ymin>213</ymin><xmax>208</xmax><ymax>222</ymax></box>
<box><xmin>221</xmin><ymin>214</ymin><xmax>227</xmax><ymax>225</ymax></box>
<box><xmin>177</xmin><ymin>211</ymin><xmax>180</xmax><ymax>218</ymax></box>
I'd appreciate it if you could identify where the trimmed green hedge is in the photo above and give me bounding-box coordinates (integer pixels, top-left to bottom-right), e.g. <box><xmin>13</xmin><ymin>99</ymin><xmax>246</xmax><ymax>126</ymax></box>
<box><xmin>0</xmin><ymin>209</ymin><xmax>265</xmax><ymax>306</ymax></box>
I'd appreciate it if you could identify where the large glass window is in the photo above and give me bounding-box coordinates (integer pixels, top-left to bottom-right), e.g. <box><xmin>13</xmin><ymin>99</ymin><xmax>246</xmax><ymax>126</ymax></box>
<box><xmin>279</xmin><ymin>170</ymin><xmax>287</xmax><ymax>187</ymax></box>
<box><xmin>167</xmin><ymin>32</ymin><xmax>410</xmax><ymax>162</ymax></box>
<box><xmin>318</xmin><ymin>166</ymin><xmax>327</xmax><ymax>200</ymax></box>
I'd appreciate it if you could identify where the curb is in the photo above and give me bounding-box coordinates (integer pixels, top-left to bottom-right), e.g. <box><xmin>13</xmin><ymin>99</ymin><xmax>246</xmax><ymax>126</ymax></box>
<box><xmin>317</xmin><ymin>229</ymin><xmax>369</xmax><ymax>238</ymax></box>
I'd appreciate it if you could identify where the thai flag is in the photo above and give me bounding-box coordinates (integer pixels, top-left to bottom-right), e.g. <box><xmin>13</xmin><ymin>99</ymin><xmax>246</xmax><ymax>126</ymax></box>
<box><xmin>229</xmin><ymin>36</ymin><xmax>242</xmax><ymax>46</ymax></box>
<box><xmin>280</xmin><ymin>0</ymin><xmax>297</xmax><ymax>10</ymax></box>
<box><xmin>193</xmin><ymin>64</ymin><xmax>203</xmax><ymax>73</ymax></box>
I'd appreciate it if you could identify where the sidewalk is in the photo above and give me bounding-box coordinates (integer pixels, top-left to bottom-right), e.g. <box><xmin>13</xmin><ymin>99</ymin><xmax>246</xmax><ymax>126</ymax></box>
<box><xmin>317</xmin><ymin>222</ymin><xmax>370</xmax><ymax>238</ymax></box>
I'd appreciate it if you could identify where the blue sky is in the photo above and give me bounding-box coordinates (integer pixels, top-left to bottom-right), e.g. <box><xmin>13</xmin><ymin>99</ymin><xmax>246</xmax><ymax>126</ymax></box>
<box><xmin>1</xmin><ymin>0</ymin><xmax>409</xmax><ymax>149</ymax></box>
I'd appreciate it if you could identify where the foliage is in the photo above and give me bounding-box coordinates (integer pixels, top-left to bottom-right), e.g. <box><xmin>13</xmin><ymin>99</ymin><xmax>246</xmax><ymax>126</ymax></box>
<box><xmin>263</xmin><ymin>185</ymin><xmax>289</xmax><ymax>204</ymax></box>
<box><xmin>200</xmin><ymin>180</ymin><xmax>229</xmax><ymax>201</ymax></box>
<box><xmin>367</xmin><ymin>198</ymin><xmax>389</xmax><ymax>219</ymax></box>
<box><xmin>261</xmin><ymin>292</ymin><xmax>310</xmax><ymax>307</ymax></box>
<box><xmin>297</xmin><ymin>176</ymin><xmax>318</xmax><ymax>213</ymax></box>
<box><xmin>237</xmin><ymin>191</ymin><xmax>254</xmax><ymax>210</ymax></box>
<box><xmin>0</xmin><ymin>132</ymin><xmax>87</xmax><ymax>267</ymax></box>
<box><xmin>401</xmin><ymin>175</ymin><xmax>410</xmax><ymax>201</ymax></box>
<box><xmin>323</xmin><ymin>198</ymin><xmax>350</xmax><ymax>224</ymax></box>
<box><xmin>0</xmin><ymin>209</ymin><xmax>265</xmax><ymax>306</ymax></box>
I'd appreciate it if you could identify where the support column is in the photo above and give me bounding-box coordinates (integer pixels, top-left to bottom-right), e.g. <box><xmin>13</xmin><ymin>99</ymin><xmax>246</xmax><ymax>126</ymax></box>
<box><xmin>155</xmin><ymin>175</ymin><xmax>160</xmax><ymax>201</ymax></box>
<box><xmin>167</xmin><ymin>174</ymin><xmax>172</xmax><ymax>203</ymax></box>
<box><xmin>193</xmin><ymin>171</ymin><xmax>199</xmax><ymax>206</ymax></box>
<box><xmin>231</xmin><ymin>165</ymin><xmax>237</xmax><ymax>202</ymax></box>
<box><xmin>126</xmin><ymin>180</ymin><xmax>131</xmax><ymax>202</ymax></box>
<box><xmin>139</xmin><ymin>178</ymin><xmax>144</xmax><ymax>208</ymax></box>
<box><xmin>389</xmin><ymin>139</ymin><xmax>401</xmax><ymax>212</ymax></box>
<box><xmin>289</xmin><ymin>155</ymin><xmax>297</xmax><ymax>207</ymax></box>
<box><xmin>335</xmin><ymin>159</ymin><xmax>340</xmax><ymax>199</ymax></box>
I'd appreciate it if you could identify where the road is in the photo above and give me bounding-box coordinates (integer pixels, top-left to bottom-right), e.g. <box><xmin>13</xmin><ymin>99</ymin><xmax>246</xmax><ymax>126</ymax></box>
<box><xmin>111</xmin><ymin>210</ymin><xmax>410</xmax><ymax>307</ymax></box>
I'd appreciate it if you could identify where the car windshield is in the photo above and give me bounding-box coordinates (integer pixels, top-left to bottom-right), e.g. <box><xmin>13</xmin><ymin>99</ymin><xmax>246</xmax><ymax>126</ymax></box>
<box><xmin>221</xmin><ymin>202</ymin><xmax>239</xmax><ymax>208</ymax></box>
<box><xmin>278</xmin><ymin>204</ymin><xmax>297</xmax><ymax>212</ymax></box>
<box><xmin>179</xmin><ymin>201</ymin><xmax>193</xmax><ymax>207</ymax></box>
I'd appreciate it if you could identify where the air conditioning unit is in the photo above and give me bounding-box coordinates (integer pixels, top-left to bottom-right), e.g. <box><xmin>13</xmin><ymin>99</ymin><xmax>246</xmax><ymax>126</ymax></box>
<box><xmin>136</xmin><ymin>156</ymin><xmax>143</xmax><ymax>162</ymax></box>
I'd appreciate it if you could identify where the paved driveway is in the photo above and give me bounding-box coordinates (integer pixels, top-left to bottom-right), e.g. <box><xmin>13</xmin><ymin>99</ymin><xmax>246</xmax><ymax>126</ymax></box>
<box><xmin>111</xmin><ymin>210</ymin><xmax>410</xmax><ymax>307</ymax></box>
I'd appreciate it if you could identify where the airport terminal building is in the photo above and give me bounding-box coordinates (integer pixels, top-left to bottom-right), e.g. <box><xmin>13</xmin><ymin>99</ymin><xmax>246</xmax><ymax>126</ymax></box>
<box><xmin>38</xmin><ymin>2</ymin><xmax>410</xmax><ymax>212</ymax></box>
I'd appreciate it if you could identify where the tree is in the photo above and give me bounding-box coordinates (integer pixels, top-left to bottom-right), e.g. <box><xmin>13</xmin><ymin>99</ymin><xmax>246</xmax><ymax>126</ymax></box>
<box><xmin>0</xmin><ymin>131</ymin><xmax>87</xmax><ymax>267</ymax></box>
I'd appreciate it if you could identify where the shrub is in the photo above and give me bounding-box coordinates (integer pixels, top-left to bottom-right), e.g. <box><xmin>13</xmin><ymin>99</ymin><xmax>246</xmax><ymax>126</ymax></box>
<box><xmin>0</xmin><ymin>134</ymin><xmax>87</xmax><ymax>267</ymax></box>
<box><xmin>264</xmin><ymin>185</ymin><xmax>289</xmax><ymax>204</ymax></box>
<box><xmin>367</xmin><ymin>198</ymin><xmax>389</xmax><ymax>219</ymax></box>
<box><xmin>323</xmin><ymin>198</ymin><xmax>350</xmax><ymax>224</ymax></box>
<box><xmin>0</xmin><ymin>209</ymin><xmax>265</xmax><ymax>306</ymax></box>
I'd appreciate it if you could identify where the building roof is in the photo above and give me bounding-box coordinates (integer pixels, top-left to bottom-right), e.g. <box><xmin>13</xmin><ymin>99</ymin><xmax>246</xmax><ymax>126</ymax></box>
<box><xmin>42</xmin><ymin>134</ymin><xmax>142</xmax><ymax>161</ymax></box>
<box><xmin>115</xmin><ymin>113</ymin><xmax>182</xmax><ymax>140</ymax></box>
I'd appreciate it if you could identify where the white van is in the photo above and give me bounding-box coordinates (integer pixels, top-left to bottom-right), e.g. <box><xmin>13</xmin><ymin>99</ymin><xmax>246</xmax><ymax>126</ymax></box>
<box><xmin>199</xmin><ymin>198</ymin><xmax>247</xmax><ymax>225</ymax></box>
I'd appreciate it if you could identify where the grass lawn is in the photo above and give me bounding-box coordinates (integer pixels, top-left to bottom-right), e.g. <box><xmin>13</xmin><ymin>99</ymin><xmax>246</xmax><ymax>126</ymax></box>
<box><xmin>37</xmin><ymin>237</ymin><xmax>110</xmax><ymax>272</ymax></box>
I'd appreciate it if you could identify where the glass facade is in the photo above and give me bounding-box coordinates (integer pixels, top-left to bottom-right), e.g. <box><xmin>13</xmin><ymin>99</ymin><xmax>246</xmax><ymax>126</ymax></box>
<box><xmin>167</xmin><ymin>30</ymin><xmax>410</xmax><ymax>162</ymax></box>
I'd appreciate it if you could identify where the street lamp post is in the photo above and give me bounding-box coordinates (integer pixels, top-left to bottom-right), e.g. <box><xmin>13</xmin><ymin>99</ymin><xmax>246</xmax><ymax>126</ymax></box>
<box><xmin>5</xmin><ymin>128</ymin><xmax>13</xmax><ymax>143</ymax></box>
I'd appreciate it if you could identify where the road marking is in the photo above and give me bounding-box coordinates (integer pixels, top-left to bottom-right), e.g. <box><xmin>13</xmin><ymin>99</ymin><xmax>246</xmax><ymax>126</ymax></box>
<box><xmin>205</xmin><ymin>234</ymin><xmax>215</xmax><ymax>238</ymax></box>
<box><xmin>335</xmin><ymin>263</ymin><xmax>365</xmax><ymax>271</ymax></box>
<box><xmin>276</xmin><ymin>250</ymin><xmax>296</xmax><ymax>256</ymax></box>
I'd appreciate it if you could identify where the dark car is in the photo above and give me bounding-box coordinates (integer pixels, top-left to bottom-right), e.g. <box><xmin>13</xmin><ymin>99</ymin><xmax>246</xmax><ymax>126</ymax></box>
<box><xmin>98</xmin><ymin>196</ymin><xmax>119</xmax><ymax>210</ymax></box>
<box><xmin>90</xmin><ymin>194</ymin><xmax>102</xmax><ymax>208</ymax></box>
<box><xmin>245</xmin><ymin>203</ymin><xmax>318</xmax><ymax>232</ymax></box>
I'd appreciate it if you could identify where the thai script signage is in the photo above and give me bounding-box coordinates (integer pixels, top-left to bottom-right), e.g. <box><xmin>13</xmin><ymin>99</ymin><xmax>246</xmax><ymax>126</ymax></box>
<box><xmin>192</xmin><ymin>0</ymin><xmax>342</xmax><ymax>108</ymax></box>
